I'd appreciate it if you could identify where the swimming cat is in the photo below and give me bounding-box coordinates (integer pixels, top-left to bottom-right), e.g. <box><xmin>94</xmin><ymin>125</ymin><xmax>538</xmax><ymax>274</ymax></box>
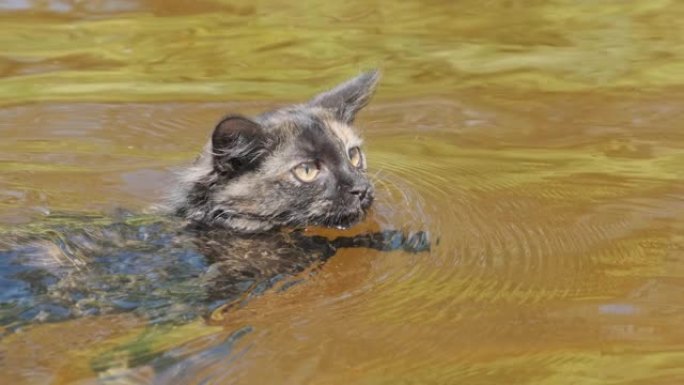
<box><xmin>0</xmin><ymin>71</ymin><xmax>428</xmax><ymax>331</ymax></box>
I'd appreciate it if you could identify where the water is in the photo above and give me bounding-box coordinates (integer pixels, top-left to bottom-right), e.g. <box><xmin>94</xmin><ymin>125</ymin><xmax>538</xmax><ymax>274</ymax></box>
<box><xmin>1</xmin><ymin>1</ymin><xmax>684</xmax><ymax>384</ymax></box>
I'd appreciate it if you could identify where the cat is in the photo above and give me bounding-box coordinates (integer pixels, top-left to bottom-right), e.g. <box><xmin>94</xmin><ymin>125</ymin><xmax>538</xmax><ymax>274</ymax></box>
<box><xmin>170</xmin><ymin>70</ymin><xmax>380</xmax><ymax>232</ymax></box>
<box><xmin>0</xmin><ymin>71</ymin><xmax>429</xmax><ymax>332</ymax></box>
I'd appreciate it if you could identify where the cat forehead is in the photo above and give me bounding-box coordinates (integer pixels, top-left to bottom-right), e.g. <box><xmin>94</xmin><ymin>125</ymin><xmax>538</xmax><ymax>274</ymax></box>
<box><xmin>325</xmin><ymin>120</ymin><xmax>362</xmax><ymax>148</ymax></box>
<box><xmin>262</xmin><ymin>107</ymin><xmax>363</xmax><ymax>148</ymax></box>
<box><xmin>297</xmin><ymin>117</ymin><xmax>363</xmax><ymax>155</ymax></box>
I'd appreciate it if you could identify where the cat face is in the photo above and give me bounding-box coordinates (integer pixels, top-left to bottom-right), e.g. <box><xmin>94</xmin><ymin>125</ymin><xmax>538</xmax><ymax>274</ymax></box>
<box><xmin>174</xmin><ymin>70</ymin><xmax>380</xmax><ymax>232</ymax></box>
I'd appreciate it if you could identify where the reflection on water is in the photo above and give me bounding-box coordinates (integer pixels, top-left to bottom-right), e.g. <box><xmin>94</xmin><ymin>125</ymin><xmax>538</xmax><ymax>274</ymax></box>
<box><xmin>1</xmin><ymin>0</ymin><xmax>684</xmax><ymax>384</ymax></box>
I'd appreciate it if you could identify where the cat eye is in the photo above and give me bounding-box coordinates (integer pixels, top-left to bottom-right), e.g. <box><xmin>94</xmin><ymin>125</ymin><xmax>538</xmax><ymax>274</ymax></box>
<box><xmin>348</xmin><ymin>147</ymin><xmax>363</xmax><ymax>168</ymax></box>
<box><xmin>292</xmin><ymin>161</ymin><xmax>320</xmax><ymax>182</ymax></box>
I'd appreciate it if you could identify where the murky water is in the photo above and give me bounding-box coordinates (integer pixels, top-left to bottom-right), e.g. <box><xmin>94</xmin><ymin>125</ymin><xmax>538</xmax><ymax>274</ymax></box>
<box><xmin>2</xmin><ymin>1</ymin><xmax>684</xmax><ymax>384</ymax></box>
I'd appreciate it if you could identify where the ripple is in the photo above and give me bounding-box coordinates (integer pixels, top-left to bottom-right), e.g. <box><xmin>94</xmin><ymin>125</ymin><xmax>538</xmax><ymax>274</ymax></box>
<box><xmin>337</xmin><ymin>135</ymin><xmax>684</xmax><ymax>338</ymax></box>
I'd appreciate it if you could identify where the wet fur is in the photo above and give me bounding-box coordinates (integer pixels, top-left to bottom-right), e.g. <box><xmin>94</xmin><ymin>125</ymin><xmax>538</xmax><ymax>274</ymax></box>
<box><xmin>169</xmin><ymin>70</ymin><xmax>380</xmax><ymax>232</ymax></box>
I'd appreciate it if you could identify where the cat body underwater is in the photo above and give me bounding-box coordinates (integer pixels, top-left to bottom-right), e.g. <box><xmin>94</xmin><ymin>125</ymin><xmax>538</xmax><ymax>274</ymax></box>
<box><xmin>0</xmin><ymin>71</ymin><xmax>428</xmax><ymax>331</ymax></box>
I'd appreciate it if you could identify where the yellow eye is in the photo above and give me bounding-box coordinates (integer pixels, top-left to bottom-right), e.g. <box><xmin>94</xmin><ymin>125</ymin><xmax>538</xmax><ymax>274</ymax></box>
<box><xmin>292</xmin><ymin>162</ymin><xmax>320</xmax><ymax>182</ymax></box>
<box><xmin>349</xmin><ymin>147</ymin><xmax>363</xmax><ymax>168</ymax></box>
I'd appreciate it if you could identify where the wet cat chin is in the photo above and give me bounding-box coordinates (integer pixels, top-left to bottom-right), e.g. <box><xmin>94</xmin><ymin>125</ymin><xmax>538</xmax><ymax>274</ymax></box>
<box><xmin>331</xmin><ymin>213</ymin><xmax>367</xmax><ymax>230</ymax></box>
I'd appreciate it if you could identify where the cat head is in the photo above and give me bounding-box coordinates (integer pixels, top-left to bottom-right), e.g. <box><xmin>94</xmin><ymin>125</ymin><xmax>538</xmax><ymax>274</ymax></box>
<box><xmin>173</xmin><ymin>70</ymin><xmax>380</xmax><ymax>232</ymax></box>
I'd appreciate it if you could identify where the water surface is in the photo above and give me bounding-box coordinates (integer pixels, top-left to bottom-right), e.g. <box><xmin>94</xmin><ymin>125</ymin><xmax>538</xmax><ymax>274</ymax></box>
<box><xmin>1</xmin><ymin>1</ymin><xmax>684</xmax><ymax>384</ymax></box>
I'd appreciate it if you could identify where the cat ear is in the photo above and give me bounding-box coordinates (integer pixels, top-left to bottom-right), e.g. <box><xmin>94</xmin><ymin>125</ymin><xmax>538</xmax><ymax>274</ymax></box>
<box><xmin>308</xmin><ymin>69</ymin><xmax>380</xmax><ymax>124</ymax></box>
<box><xmin>211</xmin><ymin>116</ymin><xmax>270</xmax><ymax>176</ymax></box>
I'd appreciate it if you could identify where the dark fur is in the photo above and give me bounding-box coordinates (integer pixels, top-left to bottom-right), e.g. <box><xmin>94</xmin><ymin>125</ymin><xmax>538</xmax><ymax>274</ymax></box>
<box><xmin>170</xmin><ymin>70</ymin><xmax>380</xmax><ymax>232</ymax></box>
